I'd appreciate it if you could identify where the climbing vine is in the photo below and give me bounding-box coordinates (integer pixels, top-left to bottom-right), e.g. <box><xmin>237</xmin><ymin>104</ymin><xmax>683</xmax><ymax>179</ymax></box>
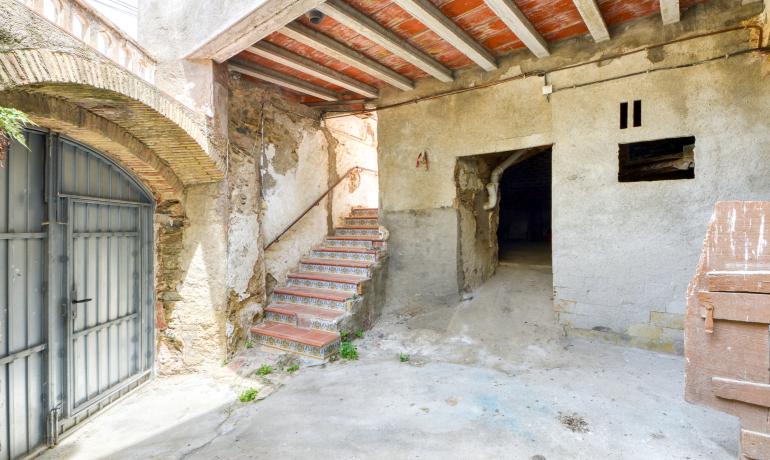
<box><xmin>0</xmin><ymin>106</ymin><xmax>34</xmax><ymax>166</ymax></box>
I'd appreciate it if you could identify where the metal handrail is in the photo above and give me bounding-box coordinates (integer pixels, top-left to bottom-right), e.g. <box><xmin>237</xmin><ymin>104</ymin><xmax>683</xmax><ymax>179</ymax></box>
<box><xmin>265</xmin><ymin>166</ymin><xmax>378</xmax><ymax>250</ymax></box>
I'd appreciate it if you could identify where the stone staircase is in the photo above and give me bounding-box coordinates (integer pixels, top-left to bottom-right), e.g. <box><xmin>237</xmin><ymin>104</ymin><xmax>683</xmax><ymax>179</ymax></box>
<box><xmin>251</xmin><ymin>207</ymin><xmax>387</xmax><ymax>360</ymax></box>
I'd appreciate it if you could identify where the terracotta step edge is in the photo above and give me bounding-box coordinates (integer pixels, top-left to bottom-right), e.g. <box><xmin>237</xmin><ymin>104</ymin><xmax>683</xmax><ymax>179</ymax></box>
<box><xmin>288</xmin><ymin>272</ymin><xmax>369</xmax><ymax>282</ymax></box>
<box><xmin>266</xmin><ymin>303</ymin><xmax>347</xmax><ymax>320</ymax></box>
<box><xmin>300</xmin><ymin>258</ymin><xmax>374</xmax><ymax>268</ymax></box>
<box><xmin>251</xmin><ymin>322</ymin><xmax>338</xmax><ymax>347</ymax></box>
<box><xmin>273</xmin><ymin>286</ymin><xmax>356</xmax><ymax>301</ymax></box>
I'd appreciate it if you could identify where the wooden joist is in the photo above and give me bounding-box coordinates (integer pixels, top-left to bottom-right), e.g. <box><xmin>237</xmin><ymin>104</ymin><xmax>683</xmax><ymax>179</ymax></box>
<box><xmin>317</xmin><ymin>0</ymin><xmax>454</xmax><ymax>82</ymax></box>
<box><xmin>391</xmin><ymin>0</ymin><xmax>498</xmax><ymax>71</ymax></box>
<box><xmin>483</xmin><ymin>0</ymin><xmax>549</xmax><ymax>58</ymax></box>
<box><xmin>571</xmin><ymin>0</ymin><xmax>610</xmax><ymax>42</ymax></box>
<box><xmin>281</xmin><ymin>22</ymin><xmax>414</xmax><ymax>91</ymax></box>
<box><xmin>247</xmin><ymin>42</ymin><xmax>379</xmax><ymax>98</ymax></box>
<box><xmin>660</xmin><ymin>0</ymin><xmax>681</xmax><ymax>24</ymax></box>
<box><xmin>229</xmin><ymin>61</ymin><xmax>339</xmax><ymax>101</ymax></box>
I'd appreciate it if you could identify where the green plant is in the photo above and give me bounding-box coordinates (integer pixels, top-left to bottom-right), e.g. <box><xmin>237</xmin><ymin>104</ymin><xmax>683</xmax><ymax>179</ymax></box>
<box><xmin>355</xmin><ymin>330</ymin><xmax>364</xmax><ymax>339</ymax></box>
<box><xmin>340</xmin><ymin>330</ymin><xmax>350</xmax><ymax>341</ymax></box>
<box><xmin>399</xmin><ymin>353</ymin><xmax>410</xmax><ymax>363</ymax></box>
<box><xmin>340</xmin><ymin>341</ymin><xmax>358</xmax><ymax>360</ymax></box>
<box><xmin>0</xmin><ymin>107</ymin><xmax>34</xmax><ymax>163</ymax></box>
<box><xmin>245</xmin><ymin>339</ymin><xmax>254</xmax><ymax>349</ymax></box>
<box><xmin>238</xmin><ymin>387</ymin><xmax>259</xmax><ymax>402</ymax></box>
<box><xmin>256</xmin><ymin>364</ymin><xmax>273</xmax><ymax>376</ymax></box>
<box><xmin>286</xmin><ymin>364</ymin><xmax>300</xmax><ymax>373</ymax></box>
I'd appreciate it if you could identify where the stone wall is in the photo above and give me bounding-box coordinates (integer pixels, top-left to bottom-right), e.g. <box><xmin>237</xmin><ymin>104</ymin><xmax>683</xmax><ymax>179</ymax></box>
<box><xmin>377</xmin><ymin>0</ymin><xmax>770</xmax><ymax>353</ymax></box>
<box><xmin>156</xmin><ymin>75</ymin><xmax>378</xmax><ymax>371</ymax></box>
<box><xmin>1</xmin><ymin>1</ymin><xmax>378</xmax><ymax>374</ymax></box>
<box><xmin>228</xmin><ymin>74</ymin><xmax>378</xmax><ymax>294</ymax></box>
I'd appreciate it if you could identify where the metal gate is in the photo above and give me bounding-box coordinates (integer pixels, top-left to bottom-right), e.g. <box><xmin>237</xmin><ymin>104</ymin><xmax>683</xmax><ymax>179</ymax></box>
<box><xmin>0</xmin><ymin>130</ymin><xmax>154</xmax><ymax>459</ymax></box>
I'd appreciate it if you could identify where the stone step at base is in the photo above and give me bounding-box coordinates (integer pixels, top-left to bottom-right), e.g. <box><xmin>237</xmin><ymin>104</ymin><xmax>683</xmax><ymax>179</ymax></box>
<box><xmin>265</xmin><ymin>303</ymin><xmax>346</xmax><ymax>332</ymax></box>
<box><xmin>300</xmin><ymin>258</ymin><xmax>373</xmax><ymax>277</ymax></box>
<box><xmin>272</xmin><ymin>286</ymin><xmax>356</xmax><ymax>311</ymax></box>
<box><xmin>251</xmin><ymin>321</ymin><xmax>339</xmax><ymax>360</ymax></box>
<box><xmin>310</xmin><ymin>247</ymin><xmax>378</xmax><ymax>262</ymax></box>
<box><xmin>351</xmin><ymin>207</ymin><xmax>378</xmax><ymax>217</ymax></box>
<box><xmin>286</xmin><ymin>272</ymin><xmax>367</xmax><ymax>294</ymax></box>
<box><xmin>344</xmin><ymin>216</ymin><xmax>379</xmax><ymax>226</ymax></box>
<box><xmin>336</xmin><ymin>226</ymin><xmax>381</xmax><ymax>237</ymax></box>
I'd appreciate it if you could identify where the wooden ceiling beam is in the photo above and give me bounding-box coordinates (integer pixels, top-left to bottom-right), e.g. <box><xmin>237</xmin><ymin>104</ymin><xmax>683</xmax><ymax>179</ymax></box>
<box><xmin>317</xmin><ymin>0</ymin><xmax>454</xmax><ymax>82</ymax></box>
<box><xmin>186</xmin><ymin>0</ymin><xmax>325</xmax><ymax>62</ymax></box>
<box><xmin>247</xmin><ymin>42</ymin><xmax>379</xmax><ymax>98</ymax></box>
<box><xmin>229</xmin><ymin>60</ymin><xmax>339</xmax><ymax>101</ymax></box>
<box><xmin>660</xmin><ymin>0</ymin><xmax>681</xmax><ymax>24</ymax></box>
<box><xmin>391</xmin><ymin>0</ymin><xmax>498</xmax><ymax>71</ymax></box>
<box><xmin>483</xmin><ymin>0</ymin><xmax>549</xmax><ymax>58</ymax></box>
<box><xmin>281</xmin><ymin>22</ymin><xmax>414</xmax><ymax>91</ymax></box>
<box><xmin>571</xmin><ymin>0</ymin><xmax>610</xmax><ymax>42</ymax></box>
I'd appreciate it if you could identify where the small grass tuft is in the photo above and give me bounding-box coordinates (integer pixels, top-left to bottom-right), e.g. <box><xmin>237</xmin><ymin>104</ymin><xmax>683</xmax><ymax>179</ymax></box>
<box><xmin>340</xmin><ymin>330</ymin><xmax>350</xmax><ymax>341</ymax></box>
<box><xmin>286</xmin><ymin>364</ymin><xmax>300</xmax><ymax>373</ymax></box>
<box><xmin>256</xmin><ymin>364</ymin><xmax>273</xmax><ymax>376</ymax></box>
<box><xmin>399</xmin><ymin>353</ymin><xmax>410</xmax><ymax>363</ymax></box>
<box><xmin>339</xmin><ymin>341</ymin><xmax>358</xmax><ymax>360</ymax></box>
<box><xmin>245</xmin><ymin>339</ymin><xmax>254</xmax><ymax>349</ymax></box>
<box><xmin>238</xmin><ymin>387</ymin><xmax>259</xmax><ymax>402</ymax></box>
<box><xmin>355</xmin><ymin>330</ymin><xmax>364</xmax><ymax>339</ymax></box>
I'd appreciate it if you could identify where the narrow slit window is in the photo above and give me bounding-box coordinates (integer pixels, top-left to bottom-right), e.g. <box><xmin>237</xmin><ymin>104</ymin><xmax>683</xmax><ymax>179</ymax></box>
<box><xmin>633</xmin><ymin>100</ymin><xmax>642</xmax><ymax>127</ymax></box>
<box><xmin>618</xmin><ymin>136</ymin><xmax>695</xmax><ymax>182</ymax></box>
<box><xmin>620</xmin><ymin>102</ymin><xmax>628</xmax><ymax>129</ymax></box>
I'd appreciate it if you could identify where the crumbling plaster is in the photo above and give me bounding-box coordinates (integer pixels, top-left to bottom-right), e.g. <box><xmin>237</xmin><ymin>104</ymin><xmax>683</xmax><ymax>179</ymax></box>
<box><xmin>377</xmin><ymin>0</ymin><xmax>769</xmax><ymax>352</ymax></box>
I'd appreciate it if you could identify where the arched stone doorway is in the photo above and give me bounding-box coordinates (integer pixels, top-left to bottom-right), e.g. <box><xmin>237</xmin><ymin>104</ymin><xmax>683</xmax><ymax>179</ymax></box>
<box><xmin>0</xmin><ymin>57</ymin><xmax>225</xmax><ymax>459</ymax></box>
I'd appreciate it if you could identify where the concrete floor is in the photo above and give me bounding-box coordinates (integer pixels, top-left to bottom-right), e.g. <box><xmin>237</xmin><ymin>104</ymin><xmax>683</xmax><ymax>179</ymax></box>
<box><xmin>499</xmin><ymin>240</ymin><xmax>552</xmax><ymax>266</ymax></box>
<box><xmin>41</xmin><ymin>260</ymin><xmax>739</xmax><ymax>460</ymax></box>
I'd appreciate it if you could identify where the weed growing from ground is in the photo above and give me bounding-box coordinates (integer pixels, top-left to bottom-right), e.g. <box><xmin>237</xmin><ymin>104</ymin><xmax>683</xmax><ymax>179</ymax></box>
<box><xmin>239</xmin><ymin>388</ymin><xmax>259</xmax><ymax>402</ymax></box>
<box><xmin>355</xmin><ymin>330</ymin><xmax>364</xmax><ymax>339</ymax></box>
<box><xmin>245</xmin><ymin>339</ymin><xmax>254</xmax><ymax>349</ymax></box>
<box><xmin>399</xmin><ymin>353</ymin><xmax>410</xmax><ymax>363</ymax></box>
<box><xmin>340</xmin><ymin>341</ymin><xmax>358</xmax><ymax>360</ymax></box>
<box><xmin>340</xmin><ymin>330</ymin><xmax>350</xmax><ymax>341</ymax></box>
<box><xmin>286</xmin><ymin>364</ymin><xmax>300</xmax><ymax>373</ymax></box>
<box><xmin>256</xmin><ymin>364</ymin><xmax>273</xmax><ymax>376</ymax></box>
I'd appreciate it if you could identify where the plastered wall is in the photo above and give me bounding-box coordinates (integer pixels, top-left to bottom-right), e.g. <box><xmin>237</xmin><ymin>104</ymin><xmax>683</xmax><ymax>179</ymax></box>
<box><xmin>377</xmin><ymin>1</ymin><xmax>770</xmax><ymax>352</ymax></box>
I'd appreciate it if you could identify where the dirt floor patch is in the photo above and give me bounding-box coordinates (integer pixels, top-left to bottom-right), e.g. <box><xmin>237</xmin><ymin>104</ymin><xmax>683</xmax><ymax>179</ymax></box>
<box><xmin>558</xmin><ymin>412</ymin><xmax>590</xmax><ymax>433</ymax></box>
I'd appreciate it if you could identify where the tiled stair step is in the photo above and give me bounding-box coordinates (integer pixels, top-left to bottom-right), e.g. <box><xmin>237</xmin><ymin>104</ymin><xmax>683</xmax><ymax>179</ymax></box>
<box><xmin>336</xmin><ymin>225</ymin><xmax>381</xmax><ymax>237</ymax></box>
<box><xmin>272</xmin><ymin>286</ymin><xmax>357</xmax><ymax>311</ymax></box>
<box><xmin>265</xmin><ymin>302</ymin><xmax>346</xmax><ymax>332</ymax></box>
<box><xmin>311</xmin><ymin>247</ymin><xmax>378</xmax><ymax>262</ymax></box>
<box><xmin>251</xmin><ymin>321</ymin><xmax>339</xmax><ymax>360</ymax></box>
<box><xmin>300</xmin><ymin>257</ymin><xmax>373</xmax><ymax>277</ymax></box>
<box><xmin>287</xmin><ymin>272</ymin><xmax>368</xmax><ymax>294</ymax></box>
<box><xmin>344</xmin><ymin>216</ymin><xmax>379</xmax><ymax>226</ymax></box>
<box><xmin>325</xmin><ymin>235</ymin><xmax>385</xmax><ymax>250</ymax></box>
<box><xmin>351</xmin><ymin>207</ymin><xmax>378</xmax><ymax>217</ymax></box>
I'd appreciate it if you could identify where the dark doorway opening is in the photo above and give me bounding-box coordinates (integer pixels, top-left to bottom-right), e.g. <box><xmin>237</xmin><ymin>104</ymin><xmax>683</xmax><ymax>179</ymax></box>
<box><xmin>497</xmin><ymin>148</ymin><xmax>552</xmax><ymax>265</ymax></box>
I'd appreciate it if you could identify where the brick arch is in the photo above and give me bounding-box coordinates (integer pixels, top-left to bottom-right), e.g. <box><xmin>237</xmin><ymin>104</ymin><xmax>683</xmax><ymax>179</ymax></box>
<box><xmin>0</xmin><ymin>50</ymin><xmax>225</xmax><ymax>201</ymax></box>
<box><xmin>0</xmin><ymin>91</ymin><xmax>185</xmax><ymax>203</ymax></box>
